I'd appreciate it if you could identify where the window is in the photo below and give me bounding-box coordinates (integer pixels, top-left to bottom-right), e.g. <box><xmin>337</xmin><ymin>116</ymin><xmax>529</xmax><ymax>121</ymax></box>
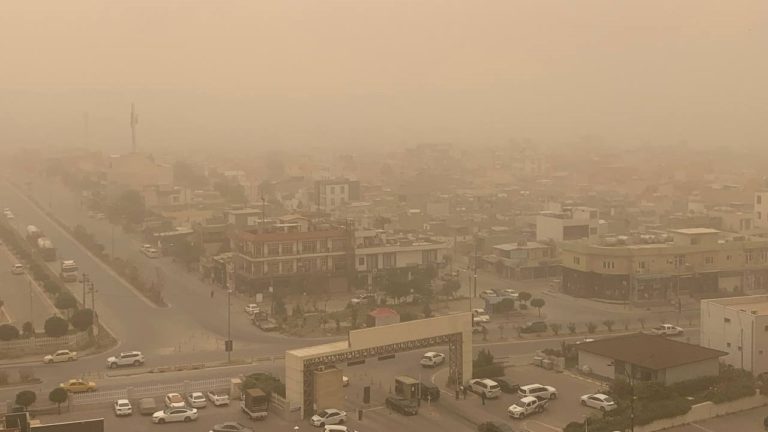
<box><xmin>383</xmin><ymin>253</ymin><xmax>396</xmax><ymax>268</ymax></box>
<box><xmin>738</xmin><ymin>346</ymin><xmax>742</xmax><ymax>351</ymax></box>
<box><xmin>602</xmin><ymin>261</ymin><xmax>615</xmax><ymax>270</ymax></box>
<box><xmin>330</xmin><ymin>186</ymin><xmax>336</xmax><ymax>194</ymax></box>
<box><xmin>760</xmin><ymin>350</ymin><xmax>764</xmax><ymax>355</ymax></box>
<box><xmin>280</xmin><ymin>260</ymin><xmax>294</xmax><ymax>274</ymax></box>
<box><xmin>764</xmin><ymin>325</ymin><xmax>768</xmax><ymax>331</ymax></box>
<box><xmin>638</xmin><ymin>261</ymin><xmax>647</xmax><ymax>270</ymax></box>
<box><xmin>267</xmin><ymin>243</ymin><xmax>280</xmax><ymax>257</ymax></box>
<box><xmin>724</xmin><ymin>317</ymin><xmax>731</xmax><ymax>323</ymax></box>
<box><xmin>299</xmin><ymin>259</ymin><xmax>313</xmax><ymax>272</ymax></box>
<box><xmin>759</xmin><ymin>212</ymin><xmax>763</xmax><ymax>220</ymax></box>
<box><xmin>358</xmin><ymin>257</ymin><xmax>365</xmax><ymax>266</ymax></box>
<box><xmin>267</xmin><ymin>261</ymin><xmax>280</xmax><ymax>274</ymax></box>
<box><xmin>726</xmin><ymin>342</ymin><xmax>731</xmax><ymax>348</ymax></box>
<box><xmin>573</xmin><ymin>256</ymin><xmax>581</xmax><ymax>265</ymax></box>
<box><xmin>673</xmin><ymin>255</ymin><xmax>685</xmax><ymax>268</ymax></box>
<box><xmin>330</xmin><ymin>198</ymin><xmax>336</xmax><ymax>206</ymax></box>
<box><xmin>331</xmin><ymin>239</ymin><xmax>346</xmax><ymax>252</ymax></box>
<box><xmin>705</xmin><ymin>256</ymin><xmax>714</xmax><ymax>265</ymax></box>
<box><xmin>302</xmin><ymin>240</ymin><xmax>316</xmax><ymax>254</ymax></box>
<box><xmin>758</xmin><ymin>195</ymin><xmax>763</xmax><ymax>205</ymax></box>
<box><xmin>727</xmin><ymin>255</ymin><xmax>732</xmax><ymax>261</ymax></box>
<box><xmin>422</xmin><ymin>249</ymin><xmax>437</xmax><ymax>263</ymax></box>
<box><xmin>280</xmin><ymin>242</ymin><xmax>293</xmax><ymax>256</ymax></box>
<box><xmin>251</xmin><ymin>242</ymin><xmax>263</xmax><ymax>257</ymax></box>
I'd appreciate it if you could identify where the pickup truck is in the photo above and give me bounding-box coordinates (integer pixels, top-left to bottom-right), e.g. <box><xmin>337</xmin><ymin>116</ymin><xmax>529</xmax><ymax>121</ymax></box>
<box><xmin>507</xmin><ymin>395</ymin><xmax>548</xmax><ymax>419</ymax></box>
<box><xmin>206</xmin><ymin>390</ymin><xmax>230</xmax><ymax>406</ymax></box>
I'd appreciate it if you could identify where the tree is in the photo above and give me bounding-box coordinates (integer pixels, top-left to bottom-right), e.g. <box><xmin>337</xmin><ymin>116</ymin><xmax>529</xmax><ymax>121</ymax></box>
<box><xmin>518</xmin><ymin>291</ymin><xmax>532</xmax><ymax>305</ymax></box>
<box><xmin>603</xmin><ymin>319</ymin><xmax>615</xmax><ymax>332</ymax></box>
<box><xmin>55</xmin><ymin>292</ymin><xmax>77</xmax><ymax>311</ymax></box>
<box><xmin>273</xmin><ymin>298</ymin><xmax>287</xmax><ymax>320</ymax></box>
<box><xmin>586</xmin><ymin>321</ymin><xmax>597</xmax><ymax>334</ymax></box>
<box><xmin>22</xmin><ymin>321</ymin><xmax>34</xmax><ymax>337</ymax></box>
<box><xmin>70</xmin><ymin>309</ymin><xmax>94</xmax><ymax>332</ymax></box>
<box><xmin>382</xmin><ymin>271</ymin><xmax>411</xmax><ymax>303</ymax></box>
<box><xmin>549</xmin><ymin>323</ymin><xmax>562</xmax><ymax>336</ymax></box>
<box><xmin>638</xmin><ymin>317</ymin><xmax>647</xmax><ymax>329</ymax></box>
<box><xmin>0</xmin><ymin>324</ymin><xmax>20</xmax><ymax>341</ymax></box>
<box><xmin>113</xmin><ymin>189</ymin><xmax>146</xmax><ymax>224</ymax></box>
<box><xmin>48</xmin><ymin>387</ymin><xmax>68</xmax><ymax>414</ymax></box>
<box><xmin>440</xmin><ymin>279</ymin><xmax>461</xmax><ymax>298</ymax></box>
<box><xmin>422</xmin><ymin>303</ymin><xmax>433</xmax><ymax>318</ymax></box>
<box><xmin>567</xmin><ymin>322</ymin><xmax>577</xmax><ymax>335</ymax></box>
<box><xmin>44</xmin><ymin>280</ymin><xmax>61</xmax><ymax>295</ymax></box>
<box><xmin>173</xmin><ymin>161</ymin><xmax>208</xmax><ymax>189</ymax></box>
<box><xmin>530</xmin><ymin>298</ymin><xmax>545</xmax><ymax>317</ymax></box>
<box><xmin>15</xmin><ymin>390</ymin><xmax>36</xmax><ymax>409</ymax></box>
<box><xmin>44</xmin><ymin>316</ymin><xmax>69</xmax><ymax>337</ymax></box>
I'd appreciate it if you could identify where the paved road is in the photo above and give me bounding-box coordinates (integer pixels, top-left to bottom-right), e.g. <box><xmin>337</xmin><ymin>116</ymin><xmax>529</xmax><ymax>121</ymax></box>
<box><xmin>0</xmin><ymin>246</ymin><xmax>55</xmax><ymax>330</ymax></box>
<box><xmin>663</xmin><ymin>405</ymin><xmax>768</xmax><ymax>432</ymax></box>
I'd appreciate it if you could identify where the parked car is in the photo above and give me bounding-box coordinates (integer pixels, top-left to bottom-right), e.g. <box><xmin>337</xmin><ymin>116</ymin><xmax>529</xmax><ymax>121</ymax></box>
<box><xmin>480</xmin><ymin>290</ymin><xmax>498</xmax><ymax>299</ymax></box>
<box><xmin>502</xmin><ymin>289</ymin><xmax>519</xmax><ymax>299</ymax></box>
<box><xmin>473</xmin><ymin>314</ymin><xmax>491</xmax><ymax>324</ymax></box>
<box><xmin>575</xmin><ymin>338</ymin><xmax>596</xmax><ymax>344</ymax></box>
<box><xmin>349</xmin><ymin>293</ymin><xmax>375</xmax><ymax>305</ymax></box>
<box><xmin>140</xmin><ymin>244</ymin><xmax>161</xmax><ymax>258</ymax></box>
<box><xmin>420</xmin><ymin>351</ymin><xmax>446</xmax><ymax>367</ymax></box>
<box><xmin>11</xmin><ymin>264</ymin><xmax>24</xmax><ymax>275</ymax></box>
<box><xmin>210</xmin><ymin>422</ymin><xmax>253</xmax><ymax>432</ymax></box>
<box><xmin>494</xmin><ymin>378</ymin><xmax>520</xmax><ymax>394</ymax></box>
<box><xmin>187</xmin><ymin>392</ymin><xmax>207</xmax><ymax>408</ymax></box>
<box><xmin>106</xmin><ymin>351</ymin><xmax>145</xmax><ymax>368</ymax></box>
<box><xmin>139</xmin><ymin>398</ymin><xmax>157</xmax><ymax>415</ymax></box>
<box><xmin>310</xmin><ymin>408</ymin><xmax>347</xmax><ymax>427</ymax></box>
<box><xmin>244</xmin><ymin>304</ymin><xmax>260</xmax><ymax>315</ymax></box>
<box><xmin>518</xmin><ymin>384</ymin><xmax>557</xmax><ymax>400</ymax></box>
<box><xmin>469</xmin><ymin>378</ymin><xmax>502</xmax><ymax>399</ymax></box>
<box><xmin>255</xmin><ymin>319</ymin><xmax>280</xmax><ymax>331</ymax></box>
<box><xmin>59</xmin><ymin>379</ymin><xmax>96</xmax><ymax>393</ymax></box>
<box><xmin>651</xmin><ymin>323</ymin><xmax>684</xmax><ymax>336</ymax></box>
<box><xmin>206</xmin><ymin>390</ymin><xmax>230</xmax><ymax>406</ymax></box>
<box><xmin>519</xmin><ymin>321</ymin><xmax>548</xmax><ymax>333</ymax></box>
<box><xmin>507</xmin><ymin>396</ymin><xmax>548</xmax><ymax>419</ymax></box>
<box><xmin>472</xmin><ymin>308</ymin><xmax>487</xmax><ymax>316</ymax></box>
<box><xmin>152</xmin><ymin>407</ymin><xmax>198</xmax><ymax>424</ymax></box>
<box><xmin>43</xmin><ymin>349</ymin><xmax>77</xmax><ymax>363</ymax></box>
<box><xmin>385</xmin><ymin>396</ymin><xmax>419</xmax><ymax>415</ymax></box>
<box><xmin>165</xmin><ymin>393</ymin><xmax>186</xmax><ymax>408</ymax></box>
<box><xmin>113</xmin><ymin>399</ymin><xmax>133</xmax><ymax>416</ymax></box>
<box><xmin>580</xmin><ymin>393</ymin><xmax>617</xmax><ymax>412</ymax></box>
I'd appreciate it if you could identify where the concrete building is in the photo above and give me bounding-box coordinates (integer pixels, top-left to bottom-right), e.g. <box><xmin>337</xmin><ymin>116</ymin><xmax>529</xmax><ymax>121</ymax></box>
<box><xmin>576</xmin><ymin>333</ymin><xmax>726</xmax><ymax>385</ymax></box>
<box><xmin>230</xmin><ymin>218</ymin><xmax>354</xmax><ymax>293</ymax></box>
<box><xmin>366</xmin><ymin>307</ymin><xmax>400</xmax><ymax>327</ymax></box>
<box><xmin>756</xmin><ymin>191</ymin><xmax>768</xmax><ymax>229</ymax></box>
<box><xmin>536</xmin><ymin>206</ymin><xmax>599</xmax><ymax>242</ymax></box>
<box><xmin>560</xmin><ymin>228</ymin><xmax>768</xmax><ymax>303</ymax></box>
<box><xmin>700</xmin><ymin>295</ymin><xmax>768</xmax><ymax>375</ymax></box>
<box><xmin>314</xmin><ymin>178</ymin><xmax>361</xmax><ymax>211</ymax></box>
<box><xmin>105</xmin><ymin>152</ymin><xmax>172</xmax><ymax>190</ymax></box>
<box><xmin>488</xmin><ymin>240</ymin><xmax>559</xmax><ymax>280</ymax></box>
<box><xmin>353</xmin><ymin>230</ymin><xmax>448</xmax><ymax>287</ymax></box>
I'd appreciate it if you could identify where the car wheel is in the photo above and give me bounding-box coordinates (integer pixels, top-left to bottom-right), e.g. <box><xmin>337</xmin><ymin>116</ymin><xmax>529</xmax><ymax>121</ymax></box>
<box><xmin>183</xmin><ymin>417</ymin><xmax>191</xmax><ymax>422</ymax></box>
<box><xmin>110</xmin><ymin>363</ymin><xmax>117</xmax><ymax>369</ymax></box>
<box><xmin>600</xmin><ymin>406</ymin><xmax>606</xmax><ymax>412</ymax></box>
<box><xmin>550</xmin><ymin>393</ymin><xmax>557</xmax><ymax>400</ymax></box>
<box><xmin>319</xmin><ymin>423</ymin><xmax>325</xmax><ymax>427</ymax></box>
<box><xmin>339</xmin><ymin>418</ymin><xmax>345</xmax><ymax>424</ymax></box>
<box><xmin>581</xmin><ymin>400</ymin><xmax>587</xmax><ymax>406</ymax></box>
<box><xmin>46</xmin><ymin>359</ymin><xmax>52</xmax><ymax>364</ymax></box>
<box><xmin>133</xmin><ymin>360</ymin><xmax>140</xmax><ymax>366</ymax></box>
<box><xmin>69</xmin><ymin>357</ymin><xmax>75</xmax><ymax>361</ymax></box>
<box><xmin>158</xmin><ymin>418</ymin><xmax>165</xmax><ymax>424</ymax></box>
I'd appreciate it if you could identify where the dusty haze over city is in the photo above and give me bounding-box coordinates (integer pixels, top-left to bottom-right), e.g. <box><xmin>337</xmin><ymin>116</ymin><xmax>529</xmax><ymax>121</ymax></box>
<box><xmin>2</xmin><ymin>0</ymin><xmax>767</xmax><ymax>152</ymax></box>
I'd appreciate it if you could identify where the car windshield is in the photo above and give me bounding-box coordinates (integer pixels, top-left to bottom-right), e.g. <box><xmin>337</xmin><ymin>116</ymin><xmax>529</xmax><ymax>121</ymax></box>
<box><xmin>602</xmin><ymin>396</ymin><xmax>615</xmax><ymax>403</ymax></box>
<box><xmin>489</xmin><ymin>384</ymin><xmax>500</xmax><ymax>390</ymax></box>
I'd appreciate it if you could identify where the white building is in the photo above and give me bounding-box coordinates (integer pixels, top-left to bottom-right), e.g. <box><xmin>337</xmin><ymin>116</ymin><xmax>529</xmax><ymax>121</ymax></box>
<box><xmin>755</xmin><ymin>191</ymin><xmax>768</xmax><ymax>229</ymax></box>
<box><xmin>314</xmin><ymin>178</ymin><xmax>360</xmax><ymax>211</ymax></box>
<box><xmin>536</xmin><ymin>206</ymin><xmax>599</xmax><ymax>242</ymax></box>
<box><xmin>701</xmin><ymin>295</ymin><xmax>768</xmax><ymax>374</ymax></box>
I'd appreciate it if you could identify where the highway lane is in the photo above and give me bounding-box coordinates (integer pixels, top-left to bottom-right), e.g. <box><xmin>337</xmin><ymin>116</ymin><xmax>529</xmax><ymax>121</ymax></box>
<box><xmin>0</xmin><ymin>246</ymin><xmax>55</xmax><ymax>330</ymax></box>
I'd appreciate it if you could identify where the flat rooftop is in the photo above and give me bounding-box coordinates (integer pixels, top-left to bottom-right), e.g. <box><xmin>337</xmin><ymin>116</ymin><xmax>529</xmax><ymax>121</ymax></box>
<box><xmin>671</xmin><ymin>228</ymin><xmax>721</xmax><ymax>235</ymax></box>
<box><xmin>706</xmin><ymin>295</ymin><xmax>768</xmax><ymax>315</ymax></box>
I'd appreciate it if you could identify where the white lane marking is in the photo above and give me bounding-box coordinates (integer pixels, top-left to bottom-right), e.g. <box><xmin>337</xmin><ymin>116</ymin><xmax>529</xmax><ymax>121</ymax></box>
<box><xmin>690</xmin><ymin>423</ymin><xmax>717</xmax><ymax>432</ymax></box>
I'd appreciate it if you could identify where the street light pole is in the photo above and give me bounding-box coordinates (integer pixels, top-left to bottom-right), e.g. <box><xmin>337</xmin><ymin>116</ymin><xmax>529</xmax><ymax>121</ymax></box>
<box><xmin>227</xmin><ymin>287</ymin><xmax>232</xmax><ymax>363</ymax></box>
<box><xmin>81</xmin><ymin>273</ymin><xmax>89</xmax><ymax>306</ymax></box>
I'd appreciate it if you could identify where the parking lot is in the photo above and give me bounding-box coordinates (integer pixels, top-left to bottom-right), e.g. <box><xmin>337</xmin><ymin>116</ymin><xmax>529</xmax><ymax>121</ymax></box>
<box><xmin>663</xmin><ymin>405</ymin><xmax>768</xmax><ymax>432</ymax></box>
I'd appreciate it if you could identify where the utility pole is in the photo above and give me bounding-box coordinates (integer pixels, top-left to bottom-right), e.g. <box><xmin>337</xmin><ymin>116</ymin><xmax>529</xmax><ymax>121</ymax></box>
<box><xmin>111</xmin><ymin>225</ymin><xmax>115</xmax><ymax>259</ymax></box>
<box><xmin>130</xmin><ymin>103</ymin><xmax>139</xmax><ymax>153</ymax></box>
<box><xmin>225</xmin><ymin>262</ymin><xmax>234</xmax><ymax>362</ymax></box>
<box><xmin>81</xmin><ymin>273</ymin><xmax>89</xmax><ymax>306</ymax></box>
<box><xmin>29</xmin><ymin>280</ymin><xmax>33</xmax><ymax>331</ymax></box>
<box><xmin>473</xmin><ymin>235</ymin><xmax>479</xmax><ymax>298</ymax></box>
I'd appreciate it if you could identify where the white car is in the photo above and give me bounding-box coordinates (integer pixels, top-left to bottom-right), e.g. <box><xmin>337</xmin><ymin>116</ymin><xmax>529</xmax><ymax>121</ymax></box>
<box><xmin>651</xmin><ymin>323</ymin><xmax>684</xmax><ymax>336</ymax></box>
<box><xmin>206</xmin><ymin>390</ymin><xmax>230</xmax><ymax>406</ymax></box>
<box><xmin>473</xmin><ymin>314</ymin><xmax>491</xmax><ymax>324</ymax></box>
<box><xmin>106</xmin><ymin>351</ymin><xmax>145</xmax><ymax>368</ymax></box>
<box><xmin>480</xmin><ymin>290</ymin><xmax>498</xmax><ymax>299</ymax></box>
<box><xmin>113</xmin><ymin>399</ymin><xmax>133</xmax><ymax>416</ymax></box>
<box><xmin>468</xmin><ymin>378</ymin><xmax>501</xmax><ymax>399</ymax></box>
<box><xmin>342</xmin><ymin>376</ymin><xmax>350</xmax><ymax>387</ymax></box>
<box><xmin>4</xmin><ymin>211</ymin><xmax>14</xmax><ymax>219</ymax></box>
<box><xmin>310</xmin><ymin>408</ymin><xmax>347</xmax><ymax>427</ymax></box>
<box><xmin>152</xmin><ymin>407</ymin><xmax>198</xmax><ymax>424</ymax></box>
<box><xmin>11</xmin><ymin>264</ymin><xmax>24</xmax><ymax>275</ymax></box>
<box><xmin>164</xmin><ymin>393</ymin><xmax>186</xmax><ymax>409</ymax></box>
<box><xmin>187</xmin><ymin>391</ymin><xmax>207</xmax><ymax>408</ymax></box>
<box><xmin>420</xmin><ymin>352</ymin><xmax>446</xmax><ymax>367</ymax></box>
<box><xmin>244</xmin><ymin>304</ymin><xmax>260</xmax><ymax>315</ymax></box>
<box><xmin>580</xmin><ymin>393</ymin><xmax>617</xmax><ymax>412</ymax></box>
<box><xmin>503</xmin><ymin>289</ymin><xmax>519</xmax><ymax>299</ymax></box>
<box><xmin>518</xmin><ymin>384</ymin><xmax>558</xmax><ymax>400</ymax></box>
<box><xmin>324</xmin><ymin>426</ymin><xmax>348</xmax><ymax>432</ymax></box>
<box><xmin>140</xmin><ymin>244</ymin><xmax>161</xmax><ymax>258</ymax></box>
<box><xmin>44</xmin><ymin>350</ymin><xmax>77</xmax><ymax>363</ymax></box>
<box><xmin>472</xmin><ymin>308</ymin><xmax>487</xmax><ymax>316</ymax></box>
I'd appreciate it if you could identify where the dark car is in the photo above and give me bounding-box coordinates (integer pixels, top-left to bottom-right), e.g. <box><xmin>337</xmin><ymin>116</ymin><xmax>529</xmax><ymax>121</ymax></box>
<box><xmin>494</xmin><ymin>378</ymin><xmax>520</xmax><ymax>394</ymax></box>
<box><xmin>519</xmin><ymin>321</ymin><xmax>547</xmax><ymax>333</ymax></box>
<box><xmin>420</xmin><ymin>382</ymin><xmax>440</xmax><ymax>401</ymax></box>
<box><xmin>211</xmin><ymin>422</ymin><xmax>253</xmax><ymax>432</ymax></box>
<box><xmin>478</xmin><ymin>421</ymin><xmax>527</xmax><ymax>432</ymax></box>
<box><xmin>385</xmin><ymin>396</ymin><xmax>418</xmax><ymax>415</ymax></box>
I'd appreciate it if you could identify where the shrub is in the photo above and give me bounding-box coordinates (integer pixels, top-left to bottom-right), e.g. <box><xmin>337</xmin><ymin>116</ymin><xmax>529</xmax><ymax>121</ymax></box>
<box><xmin>43</xmin><ymin>280</ymin><xmax>61</xmax><ymax>295</ymax></box>
<box><xmin>242</xmin><ymin>372</ymin><xmax>286</xmax><ymax>397</ymax></box>
<box><xmin>400</xmin><ymin>311</ymin><xmax>417</xmax><ymax>322</ymax></box>
<box><xmin>21</xmin><ymin>321</ymin><xmax>34</xmax><ymax>337</ymax></box>
<box><xmin>55</xmin><ymin>292</ymin><xmax>78</xmax><ymax>310</ymax></box>
<box><xmin>70</xmin><ymin>309</ymin><xmax>94</xmax><ymax>332</ymax></box>
<box><xmin>603</xmin><ymin>320</ymin><xmax>615</xmax><ymax>332</ymax></box>
<box><xmin>586</xmin><ymin>322</ymin><xmax>597</xmax><ymax>334</ymax></box>
<box><xmin>0</xmin><ymin>324</ymin><xmax>20</xmax><ymax>341</ymax></box>
<box><xmin>567</xmin><ymin>322</ymin><xmax>577</xmax><ymax>334</ymax></box>
<box><xmin>472</xmin><ymin>364</ymin><xmax>505</xmax><ymax>379</ymax></box>
<box><xmin>15</xmin><ymin>390</ymin><xmax>36</xmax><ymax>408</ymax></box>
<box><xmin>44</xmin><ymin>316</ymin><xmax>69</xmax><ymax>337</ymax></box>
<box><xmin>549</xmin><ymin>323</ymin><xmax>562</xmax><ymax>335</ymax></box>
<box><xmin>49</xmin><ymin>387</ymin><xmax>68</xmax><ymax>414</ymax></box>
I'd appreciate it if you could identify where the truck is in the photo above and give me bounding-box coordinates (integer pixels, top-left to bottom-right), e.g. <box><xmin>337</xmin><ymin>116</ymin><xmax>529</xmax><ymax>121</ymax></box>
<box><xmin>507</xmin><ymin>395</ymin><xmax>548</xmax><ymax>419</ymax></box>
<box><xmin>36</xmin><ymin>237</ymin><xmax>57</xmax><ymax>262</ymax></box>
<box><xmin>26</xmin><ymin>225</ymin><xmax>43</xmax><ymax>242</ymax></box>
<box><xmin>60</xmin><ymin>260</ymin><xmax>79</xmax><ymax>282</ymax></box>
<box><xmin>240</xmin><ymin>388</ymin><xmax>268</xmax><ymax>421</ymax></box>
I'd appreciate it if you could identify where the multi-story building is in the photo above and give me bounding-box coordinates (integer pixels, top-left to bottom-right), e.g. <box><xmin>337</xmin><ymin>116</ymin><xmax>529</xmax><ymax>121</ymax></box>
<box><xmin>536</xmin><ymin>206</ymin><xmax>599</xmax><ymax>242</ymax></box>
<box><xmin>230</xmin><ymin>217</ymin><xmax>354</xmax><ymax>292</ymax></box>
<box><xmin>700</xmin><ymin>295</ymin><xmax>768</xmax><ymax>374</ymax></box>
<box><xmin>489</xmin><ymin>240</ymin><xmax>559</xmax><ymax>280</ymax></box>
<box><xmin>314</xmin><ymin>178</ymin><xmax>360</xmax><ymax>211</ymax></box>
<box><xmin>560</xmin><ymin>228</ymin><xmax>768</xmax><ymax>302</ymax></box>
<box><xmin>755</xmin><ymin>191</ymin><xmax>768</xmax><ymax>229</ymax></box>
<box><xmin>354</xmin><ymin>230</ymin><xmax>448</xmax><ymax>287</ymax></box>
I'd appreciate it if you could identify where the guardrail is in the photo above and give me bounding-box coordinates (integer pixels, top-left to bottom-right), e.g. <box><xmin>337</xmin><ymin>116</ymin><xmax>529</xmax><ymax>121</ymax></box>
<box><xmin>70</xmin><ymin>377</ymin><xmax>232</xmax><ymax>405</ymax></box>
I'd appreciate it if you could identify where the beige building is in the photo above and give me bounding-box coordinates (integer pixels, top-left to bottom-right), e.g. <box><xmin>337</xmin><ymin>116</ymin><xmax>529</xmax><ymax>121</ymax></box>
<box><xmin>106</xmin><ymin>152</ymin><xmax>172</xmax><ymax>190</ymax></box>
<box><xmin>576</xmin><ymin>333</ymin><xmax>726</xmax><ymax>385</ymax></box>
<box><xmin>560</xmin><ymin>228</ymin><xmax>768</xmax><ymax>302</ymax></box>
<box><xmin>700</xmin><ymin>295</ymin><xmax>768</xmax><ymax>375</ymax></box>
<box><xmin>354</xmin><ymin>230</ymin><xmax>447</xmax><ymax>273</ymax></box>
<box><xmin>536</xmin><ymin>206</ymin><xmax>599</xmax><ymax>242</ymax></box>
<box><xmin>489</xmin><ymin>240</ymin><xmax>559</xmax><ymax>280</ymax></box>
<box><xmin>756</xmin><ymin>191</ymin><xmax>768</xmax><ymax>229</ymax></box>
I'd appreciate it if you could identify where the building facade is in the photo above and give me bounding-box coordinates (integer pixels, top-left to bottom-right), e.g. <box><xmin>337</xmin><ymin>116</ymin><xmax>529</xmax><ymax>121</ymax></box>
<box><xmin>536</xmin><ymin>206</ymin><xmax>599</xmax><ymax>242</ymax></box>
<box><xmin>489</xmin><ymin>240</ymin><xmax>559</xmax><ymax>280</ymax></box>
<box><xmin>560</xmin><ymin>228</ymin><xmax>768</xmax><ymax>302</ymax></box>
<box><xmin>314</xmin><ymin>178</ymin><xmax>361</xmax><ymax>211</ymax></box>
<box><xmin>700</xmin><ymin>295</ymin><xmax>768</xmax><ymax>375</ymax></box>
<box><xmin>756</xmin><ymin>191</ymin><xmax>768</xmax><ymax>229</ymax></box>
<box><xmin>353</xmin><ymin>230</ymin><xmax>447</xmax><ymax>287</ymax></box>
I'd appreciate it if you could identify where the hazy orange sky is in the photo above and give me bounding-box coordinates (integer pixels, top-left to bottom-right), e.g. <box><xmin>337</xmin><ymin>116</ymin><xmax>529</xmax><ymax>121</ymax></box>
<box><xmin>1</xmin><ymin>1</ymin><xmax>766</xmax><ymax>152</ymax></box>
